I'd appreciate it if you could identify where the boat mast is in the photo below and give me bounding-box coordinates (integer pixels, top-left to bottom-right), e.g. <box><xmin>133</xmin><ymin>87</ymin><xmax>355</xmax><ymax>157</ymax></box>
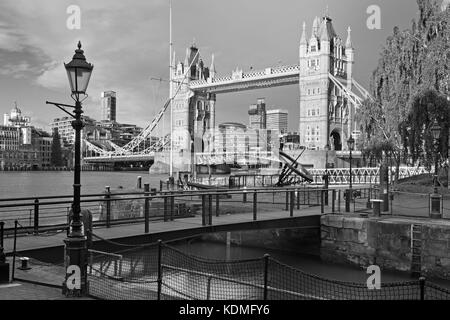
<box><xmin>169</xmin><ymin>0</ymin><xmax>173</xmax><ymax>178</ymax></box>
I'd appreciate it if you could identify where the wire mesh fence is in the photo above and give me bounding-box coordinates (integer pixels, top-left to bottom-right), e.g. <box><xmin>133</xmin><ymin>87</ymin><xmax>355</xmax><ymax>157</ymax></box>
<box><xmin>86</xmin><ymin>236</ymin><xmax>450</xmax><ymax>300</ymax></box>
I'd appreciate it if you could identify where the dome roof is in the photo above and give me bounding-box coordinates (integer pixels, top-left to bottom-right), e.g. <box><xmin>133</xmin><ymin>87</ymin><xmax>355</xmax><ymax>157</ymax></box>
<box><xmin>11</xmin><ymin>102</ymin><xmax>21</xmax><ymax>115</ymax></box>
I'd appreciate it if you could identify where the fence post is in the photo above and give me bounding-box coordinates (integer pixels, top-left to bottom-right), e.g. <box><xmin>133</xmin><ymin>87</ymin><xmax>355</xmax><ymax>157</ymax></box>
<box><xmin>243</xmin><ymin>187</ymin><xmax>247</xmax><ymax>203</ymax></box>
<box><xmin>12</xmin><ymin>220</ymin><xmax>18</xmax><ymax>281</ymax></box>
<box><xmin>0</xmin><ymin>221</ymin><xmax>3</xmax><ymax>250</ymax></box>
<box><xmin>216</xmin><ymin>195</ymin><xmax>220</xmax><ymax>217</ymax></box>
<box><xmin>170</xmin><ymin>193</ymin><xmax>175</xmax><ymax>222</ymax></box>
<box><xmin>144</xmin><ymin>184</ymin><xmax>150</xmax><ymax>234</ymax></box>
<box><xmin>296</xmin><ymin>189</ymin><xmax>300</xmax><ymax>210</ymax></box>
<box><xmin>105</xmin><ymin>186</ymin><xmax>111</xmax><ymax>228</ymax></box>
<box><xmin>34</xmin><ymin>199</ymin><xmax>39</xmax><ymax>235</ymax></box>
<box><xmin>163</xmin><ymin>196</ymin><xmax>168</xmax><ymax>222</ymax></box>
<box><xmin>157</xmin><ymin>240</ymin><xmax>162</xmax><ymax>301</ymax></box>
<box><xmin>338</xmin><ymin>189</ymin><xmax>341</xmax><ymax>212</ymax></box>
<box><xmin>206</xmin><ymin>276</ymin><xmax>212</xmax><ymax>300</ymax></box>
<box><xmin>253</xmin><ymin>192</ymin><xmax>257</xmax><ymax>221</ymax></box>
<box><xmin>332</xmin><ymin>189</ymin><xmax>336</xmax><ymax>213</ymax></box>
<box><xmin>263</xmin><ymin>254</ymin><xmax>270</xmax><ymax>300</ymax></box>
<box><xmin>202</xmin><ymin>195</ymin><xmax>206</xmax><ymax>226</ymax></box>
<box><xmin>160</xmin><ymin>180</ymin><xmax>163</xmax><ymax>192</ymax></box>
<box><xmin>321</xmin><ymin>190</ymin><xmax>325</xmax><ymax>214</ymax></box>
<box><xmin>290</xmin><ymin>191</ymin><xmax>295</xmax><ymax>217</ymax></box>
<box><xmin>285</xmin><ymin>191</ymin><xmax>289</xmax><ymax>211</ymax></box>
<box><xmin>208</xmin><ymin>194</ymin><xmax>213</xmax><ymax>225</ymax></box>
<box><xmin>419</xmin><ymin>277</ymin><xmax>425</xmax><ymax>300</ymax></box>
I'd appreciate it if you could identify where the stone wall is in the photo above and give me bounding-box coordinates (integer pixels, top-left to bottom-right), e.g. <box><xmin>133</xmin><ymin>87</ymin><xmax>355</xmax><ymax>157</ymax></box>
<box><xmin>321</xmin><ymin>214</ymin><xmax>450</xmax><ymax>279</ymax></box>
<box><xmin>201</xmin><ymin>227</ymin><xmax>320</xmax><ymax>255</ymax></box>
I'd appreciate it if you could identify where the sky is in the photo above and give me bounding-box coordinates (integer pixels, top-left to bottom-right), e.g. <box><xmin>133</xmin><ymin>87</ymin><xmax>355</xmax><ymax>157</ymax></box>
<box><xmin>0</xmin><ymin>0</ymin><xmax>423</xmax><ymax>133</ymax></box>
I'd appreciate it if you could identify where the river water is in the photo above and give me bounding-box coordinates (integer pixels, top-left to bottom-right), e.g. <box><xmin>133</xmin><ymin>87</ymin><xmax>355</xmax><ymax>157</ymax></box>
<box><xmin>2</xmin><ymin>171</ymin><xmax>450</xmax><ymax>289</ymax></box>
<box><xmin>0</xmin><ymin>171</ymin><xmax>165</xmax><ymax>198</ymax></box>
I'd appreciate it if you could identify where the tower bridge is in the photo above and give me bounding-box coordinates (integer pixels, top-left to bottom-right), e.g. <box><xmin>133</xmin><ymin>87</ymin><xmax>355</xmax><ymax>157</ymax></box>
<box><xmin>84</xmin><ymin>13</ymin><xmax>371</xmax><ymax>172</ymax></box>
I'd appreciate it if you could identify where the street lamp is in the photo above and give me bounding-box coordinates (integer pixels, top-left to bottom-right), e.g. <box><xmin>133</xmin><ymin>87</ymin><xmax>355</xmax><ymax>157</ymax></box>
<box><xmin>430</xmin><ymin>118</ymin><xmax>442</xmax><ymax>218</ymax></box>
<box><xmin>346</xmin><ymin>136</ymin><xmax>355</xmax><ymax>212</ymax></box>
<box><xmin>47</xmin><ymin>41</ymin><xmax>93</xmax><ymax>296</ymax></box>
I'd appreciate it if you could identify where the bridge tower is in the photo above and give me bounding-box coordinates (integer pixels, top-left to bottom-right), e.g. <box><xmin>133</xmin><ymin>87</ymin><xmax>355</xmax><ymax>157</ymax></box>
<box><xmin>171</xmin><ymin>43</ymin><xmax>216</xmax><ymax>172</ymax></box>
<box><xmin>299</xmin><ymin>14</ymin><xmax>355</xmax><ymax>152</ymax></box>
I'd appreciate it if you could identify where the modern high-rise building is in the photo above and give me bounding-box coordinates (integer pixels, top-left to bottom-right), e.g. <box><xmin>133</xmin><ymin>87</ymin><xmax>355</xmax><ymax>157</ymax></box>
<box><xmin>266</xmin><ymin>109</ymin><xmax>288</xmax><ymax>134</ymax></box>
<box><xmin>101</xmin><ymin>91</ymin><xmax>117</xmax><ymax>122</ymax></box>
<box><xmin>248</xmin><ymin>98</ymin><xmax>266</xmax><ymax>130</ymax></box>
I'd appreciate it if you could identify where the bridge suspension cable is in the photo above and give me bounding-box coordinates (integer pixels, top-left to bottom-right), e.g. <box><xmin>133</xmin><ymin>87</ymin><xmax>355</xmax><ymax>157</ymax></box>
<box><xmin>84</xmin><ymin>50</ymin><xmax>200</xmax><ymax>159</ymax></box>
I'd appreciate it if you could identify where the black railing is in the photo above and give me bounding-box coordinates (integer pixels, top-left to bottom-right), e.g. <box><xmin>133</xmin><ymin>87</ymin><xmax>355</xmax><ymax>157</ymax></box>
<box><xmin>0</xmin><ymin>186</ymin><xmax>341</xmax><ymax>237</ymax></box>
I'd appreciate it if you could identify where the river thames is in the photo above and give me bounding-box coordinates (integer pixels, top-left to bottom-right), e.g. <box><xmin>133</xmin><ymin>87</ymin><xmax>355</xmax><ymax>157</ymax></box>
<box><xmin>0</xmin><ymin>171</ymin><xmax>165</xmax><ymax>198</ymax></box>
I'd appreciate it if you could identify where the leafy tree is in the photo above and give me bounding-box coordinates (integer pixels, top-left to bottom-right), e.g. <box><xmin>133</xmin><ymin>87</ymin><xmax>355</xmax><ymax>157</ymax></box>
<box><xmin>51</xmin><ymin>128</ymin><xmax>63</xmax><ymax>167</ymax></box>
<box><xmin>357</xmin><ymin>0</ymin><xmax>450</xmax><ymax>181</ymax></box>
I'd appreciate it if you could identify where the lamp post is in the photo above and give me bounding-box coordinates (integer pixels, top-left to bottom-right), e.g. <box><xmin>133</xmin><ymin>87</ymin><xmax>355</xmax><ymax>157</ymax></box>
<box><xmin>47</xmin><ymin>41</ymin><xmax>93</xmax><ymax>296</ymax></box>
<box><xmin>430</xmin><ymin>119</ymin><xmax>442</xmax><ymax>218</ymax></box>
<box><xmin>346</xmin><ymin>136</ymin><xmax>355</xmax><ymax>212</ymax></box>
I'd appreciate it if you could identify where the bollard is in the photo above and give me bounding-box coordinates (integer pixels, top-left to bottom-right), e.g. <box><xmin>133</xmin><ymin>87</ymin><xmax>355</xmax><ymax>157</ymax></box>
<box><xmin>34</xmin><ymin>199</ymin><xmax>39</xmax><ymax>234</ymax></box>
<box><xmin>105</xmin><ymin>186</ymin><xmax>111</xmax><ymax>228</ymax></box>
<box><xmin>144</xmin><ymin>184</ymin><xmax>150</xmax><ymax>233</ymax></box>
<box><xmin>18</xmin><ymin>257</ymin><xmax>31</xmax><ymax>270</ymax></box>
<box><xmin>253</xmin><ymin>192</ymin><xmax>257</xmax><ymax>221</ymax></box>
<box><xmin>430</xmin><ymin>192</ymin><xmax>442</xmax><ymax>219</ymax></box>
<box><xmin>136</xmin><ymin>176</ymin><xmax>142</xmax><ymax>189</ymax></box>
<box><xmin>371</xmin><ymin>199</ymin><xmax>383</xmax><ymax>217</ymax></box>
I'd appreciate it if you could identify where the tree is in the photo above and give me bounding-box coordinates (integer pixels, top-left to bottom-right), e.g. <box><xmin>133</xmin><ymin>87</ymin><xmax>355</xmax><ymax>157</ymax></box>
<box><xmin>51</xmin><ymin>128</ymin><xmax>63</xmax><ymax>167</ymax></box>
<box><xmin>358</xmin><ymin>0</ymin><xmax>450</xmax><ymax>182</ymax></box>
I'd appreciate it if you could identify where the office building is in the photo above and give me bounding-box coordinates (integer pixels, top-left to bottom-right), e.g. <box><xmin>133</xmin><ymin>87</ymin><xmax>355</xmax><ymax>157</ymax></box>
<box><xmin>266</xmin><ymin>109</ymin><xmax>288</xmax><ymax>135</ymax></box>
<box><xmin>248</xmin><ymin>98</ymin><xmax>266</xmax><ymax>130</ymax></box>
<box><xmin>101</xmin><ymin>91</ymin><xmax>117</xmax><ymax>122</ymax></box>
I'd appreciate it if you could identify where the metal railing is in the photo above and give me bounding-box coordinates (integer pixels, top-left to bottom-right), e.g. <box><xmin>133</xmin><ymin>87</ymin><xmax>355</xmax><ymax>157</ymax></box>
<box><xmin>0</xmin><ymin>186</ymin><xmax>341</xmax><ymax>237</ymax></box>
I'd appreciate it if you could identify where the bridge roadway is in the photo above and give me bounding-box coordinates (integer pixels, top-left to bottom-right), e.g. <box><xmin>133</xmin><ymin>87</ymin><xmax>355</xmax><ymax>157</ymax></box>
<box><xmin>3</xmin><ymin>206</ymin><xmax>322</xmax><ymax>257</ymax></box>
